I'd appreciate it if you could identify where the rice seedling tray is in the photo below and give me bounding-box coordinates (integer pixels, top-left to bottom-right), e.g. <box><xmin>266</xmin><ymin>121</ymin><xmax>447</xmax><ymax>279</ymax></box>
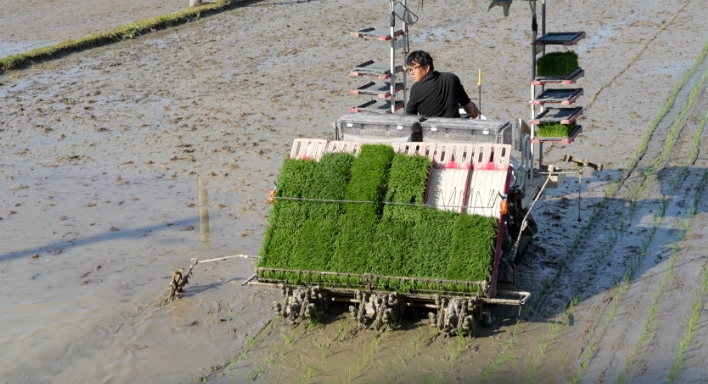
<box><xmin>532</xmin><ymin>125</ymin><xmax>582</xmax><ymax>144</ymax></box>
<box><xmin>350</xmin><ymin>99</ymin><xmax>404</xmax><ymax>114</ymax></box>
<box><xmin>532</xmin><ymin>68</ymin><xmax>584</xmax><ymax>85</ymax></box>
<box><xmin>256</xmin><ymin>267</ymin><xmax>488</xmax><ymax>295</ymax></box>
<box><xmin>530</xmin><ymin>107</ymin><xmax>583</xmax><ymax>125</ymax></box>
<box><xmin>350</xmin><ymin>60</ymin><xmax>404</xmax><ymax>79</ymax></box>
<box><xmin>533</xmin><ymin>32</ymin><xmax>585</xmax><ymax>46</ymax></box>
<box><xmin>350</xmin><ymin>27</ymin><xmax>404</xmax><ymax>41</ymax></box>
<box><xmin>420</xmin><ymin>117</ymin><xmax>512</xmax><ymax>144</ymax></box>
<box><xmin>531</xmin><ymin>88</ymin><xmax>583</xmax><ymax>106</ymax></box>
<box><xmin>350</xmin><ymin>81</ymin><xmax>404</xmax><ymax>98</ymax></box>
<box><xmin>335</xmin><ymin>113</ymin><xmax>423</xmax><ymax>143</ymax></box>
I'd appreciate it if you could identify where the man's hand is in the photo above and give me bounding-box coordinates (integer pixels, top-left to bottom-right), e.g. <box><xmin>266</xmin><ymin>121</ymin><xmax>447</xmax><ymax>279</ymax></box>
<box><xmin>462</xmin><ymin>102</ymin><xmax>479</xmax><ymax>119</ymax></box>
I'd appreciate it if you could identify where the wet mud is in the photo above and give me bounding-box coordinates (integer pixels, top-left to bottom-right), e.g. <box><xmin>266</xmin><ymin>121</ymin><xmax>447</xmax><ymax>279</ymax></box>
<box><xmin>3</xmin><ymin>0</ymin><xmax>708</xmax><ymax>382</ymax></box>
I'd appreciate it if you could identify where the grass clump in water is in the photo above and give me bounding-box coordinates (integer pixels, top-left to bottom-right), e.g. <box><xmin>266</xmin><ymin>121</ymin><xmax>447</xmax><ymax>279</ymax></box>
<box><xmin>536</xmin><ymin>51</ymin><xmax>579</xmax><ymax>77</ymax></box>
<box><xmin>536</xmin><ymin>121</ymin><xmax>578</xmax><ymax>138</ymax></box>
<box><xmin>0</xmin><ymin>0</ymin><xmax>245</xmax><ymax>73</ymax></box>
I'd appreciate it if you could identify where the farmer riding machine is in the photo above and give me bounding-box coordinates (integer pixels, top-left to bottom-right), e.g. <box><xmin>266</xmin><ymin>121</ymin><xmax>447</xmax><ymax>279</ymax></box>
<box><xmin>247</xmin><ymin>0</ymin><xmax>595</xmax><ymax>336</ymax></box>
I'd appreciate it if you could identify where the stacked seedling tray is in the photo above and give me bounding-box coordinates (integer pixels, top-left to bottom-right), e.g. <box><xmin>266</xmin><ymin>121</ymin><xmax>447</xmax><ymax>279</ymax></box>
<box><xmin>530</xmin><ymin>28</ymin><xmax>586</xmax><ymax>148</ymax></box>
<box><xmin>348</xmin><ymin>8</ymin><xmax>411</xmax><ymax>114</ymax></box>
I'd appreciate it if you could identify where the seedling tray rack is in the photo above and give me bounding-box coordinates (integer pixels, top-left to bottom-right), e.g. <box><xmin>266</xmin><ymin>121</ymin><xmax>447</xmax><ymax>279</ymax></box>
<box><xmin>350</xmin><ymin>60</ymin><xmax>404</xmax><ymax>79</ymax></box>
<box><xmin>351</xmin><ymin>27</ymin><xmax>404</xmax><ymax>41</ymax></box>
<box><xmin>350</xmin><ymin>81</ymin><xmax>405</xmax><ymax>98</ymax></box>
<box><xmin>533</xmin><ymin>31</ymin><xmax>585</xmax><ymax>46</ymax></box>
<box><xmin>531</xmin><ymin>125</ymin><xmax>583</xmax><ymax>144</ymax></box>
<box><xmin>531</xmin><ymin>88</ymin><xmax>583</xmax><ymax>105</ymax></box>
<box><xmin>351</xmin><ymin>99</ymin><xmax>404</xmax><ymax>113</ymax></box>
<box><xmin>532</xmin><ymin>68</ymin><xmax>585</xmax><ymax>85</ymax></box>
<box><xmin>531</xmin><ymin>107</ymin><xmax>583</xmax><ymax>125</ymax></box>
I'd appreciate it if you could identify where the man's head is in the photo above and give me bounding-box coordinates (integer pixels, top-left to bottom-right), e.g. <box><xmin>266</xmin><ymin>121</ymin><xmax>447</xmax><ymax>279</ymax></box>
<box><xmin>407</xmin><ymin>50</ymin><xmax>434</xmax><ymax>83</ymax></box>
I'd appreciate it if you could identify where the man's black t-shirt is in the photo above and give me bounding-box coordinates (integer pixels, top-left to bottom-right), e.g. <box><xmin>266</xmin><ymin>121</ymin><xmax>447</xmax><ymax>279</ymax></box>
<box><xmin>406</xmin><ymin>71</ymin><xmax>471</xmax><ymax>118</ymax></box>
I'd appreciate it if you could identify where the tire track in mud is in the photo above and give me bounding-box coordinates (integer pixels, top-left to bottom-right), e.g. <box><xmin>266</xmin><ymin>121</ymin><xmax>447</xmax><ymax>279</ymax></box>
<box><xmin>525</xmin><ymin>6</ymin><xmax>708</xmax><ymax>323</ymax></box>
<box><xmin>528</xmin><ymin>55</ymin><xmax>706</xmax><ymax>381</ymax></box>
<box><xmin>550</xmin><ymin>46</ymin><xmax>708</xmax><ymax>383</ymax></box>
<box><xmin>583</xmin><ymin>0</ymin><xmax>694</xmax><ymax>112</ymax></box>
<box><xmin>486</xmin><ymin>35</ymin><xmax>708</xmax><ymax>384</ymax></box>
<box><xmin>588</xmin><ymin>141</ymin><xmax>708</xmax><ymax>383</ymax></box>
<box><xmin>626</xmin><ymin>170</ymin><xmax>708</xmax><ymax>383</ymax></box>
<box><xmin>477</xmin><ymin>6</ymin><xmax>708</xmax><ymax>382</ymax></box>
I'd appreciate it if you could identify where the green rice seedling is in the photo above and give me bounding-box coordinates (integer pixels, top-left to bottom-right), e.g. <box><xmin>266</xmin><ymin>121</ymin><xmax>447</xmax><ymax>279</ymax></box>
<box><xmin>548</xmin><ymin>322</ymin><xmax>560</xmax><ymax>340</ymax></box>
<box><xmin>345</xmin><ymin>145</ymin><xmax>396</xmax><ymax>215</ymax></box>
<box><xmin>409</xmin><ymin>208</ymin><xmax>458</xmax><ymax>279</ymax></box>
<box><xmin>347</xmin><ymin>365</ymin><xmax>353</xmax><ymax>382</ymax></box>
<box><xmin>359</xmin><ymin>346</ymin><xmax>368</xmax><ymax>364</ymax></box>
<box><xmin>319</xmin><ymin>341</ymin><xmax>326</xmax><ymax>359</ymax></box>
<box><xmin>263</xmin><ymin>355</ymin><xmax>274</xmax><ymax>365</ymax></box>
<box><xmin>281</xmin><ymin>333</ymin><xmax>292</xmax><ymax>346</ymax></box>
<box><xmin>527</xmin><ymin>355</ymin><xmax>538</xmax><ymax>380</ymax></box>
<box><xmin>395</xmin><ymin>353</ymin><xmax>407</xmax><ymax>368</ymax></box>
<box><xmin>536</xmin><ymin>122</ymin><xmax>577</xmax><ymax>138</ymax></box>
<box><xmin>456</xmin><ymin>328</ymin><xmax>466</xmax><ymax>353</ymax></box>
<box><xmin>337</xmin><ymin>322</ymin><xmax>346</xmax><ymax>342</ymax></box>
<box><xmin>370</xmin><ymin>218</ymin><xmax>415</xmax><ymax>278</ymax></box>
<box><xmin>669</xmin><ymin>280</ymin><xmax>706</xmax><ymax>382</ymax></box>
<box><xmin>536</xmin><ymin>51</ymin><xmax>579</xmax><ymax>77</ymax></box>
<box><xmin>446</xmin><ymin>214</ymin><xmax>497</xmax><ymax>282</ymax></box>
<box><xmin>290</xmin><ymin>153</ymin><xmax>354</xmax><ymax>273</ymax></box>
<box><xmin>445</xmin><ymin>344</ymin><xmax>457</xmax><ymax>370</ymax></box>
<box><xmin>307</xmin><ymin>318</ymin><xmax>317</xmax><ymax>332</ymax></box>
<box><xmin>306</xmin><ymin>364</ymin><xmax>318</xmax><ymax>378</ymax></box>
<box><xmin>259</xmin><ymin>158</ymin><xmax>318</xmax><ymax>269</ymax></box>
<box><xmin>382</xmin><ymin>154</ymin><xmax>431</xmax><ymax>223</ymax></box>
<box><xmin>414</xmin><ymin>328</ymin><xmax>423</xmax><ymax>350</ymax></box>
<box><xmin>538</xmin><ymin>338</ymin><xmax>548</xmax><ymax>354</ymax></box>
<box><xmin>370</xmin><ymin>336</ymin><xmax>380</xmax><ymax>354</ymax></box>
<box><xmin>330</xmin><ymin>145</ymin><xmax>395</xmax><ymax>273</ymax></box>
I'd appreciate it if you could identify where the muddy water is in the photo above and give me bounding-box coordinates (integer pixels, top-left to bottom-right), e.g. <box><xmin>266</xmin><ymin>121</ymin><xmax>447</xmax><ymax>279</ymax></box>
<box><xmin>0</xmin><ymin>157</ymin><xmax>275</xmax><ymax>382</ymax></box>
<box><xmin>3</xmin><ymin>0</ymin><xmax>708</xmax><ymax>382</ymax></box>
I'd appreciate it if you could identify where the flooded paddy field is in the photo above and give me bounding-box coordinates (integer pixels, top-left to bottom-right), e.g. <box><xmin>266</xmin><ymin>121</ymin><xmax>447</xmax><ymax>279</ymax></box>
<box><xmin>2</xmin><ymin>0</ymin><xmax>708</xmax><ymax>382</ymax></box>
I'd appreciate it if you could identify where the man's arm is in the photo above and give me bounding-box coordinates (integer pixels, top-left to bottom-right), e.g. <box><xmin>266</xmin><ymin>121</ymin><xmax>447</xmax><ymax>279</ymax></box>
<box><xmin>462</xmin><ymin>102</ymin><xmax>479</xmax><ymax>119</ymax></box>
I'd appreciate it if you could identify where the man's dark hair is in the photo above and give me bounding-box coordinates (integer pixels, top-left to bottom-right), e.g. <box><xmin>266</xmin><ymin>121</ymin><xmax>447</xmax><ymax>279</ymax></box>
<box><xmin>407</xmin><ymin>50</ymin><xmax>434</xmax><ymax>72</ymax></box>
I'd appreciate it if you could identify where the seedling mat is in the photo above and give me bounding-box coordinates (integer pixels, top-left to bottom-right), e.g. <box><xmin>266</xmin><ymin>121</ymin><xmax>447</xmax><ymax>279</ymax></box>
<box><xmin>532</xmin><ymin>125</ymin><xmax>583</xmax><ymax>144</ymax></box>
<box><xmin>351</xmin><ymin>27</ymin><xmax>404</xmax><ymax>41</ymax></box>
<box><xmin>352</xmin><ymin>81</ymin><xmax>404</xmax><ymax>98</ymax></box>
<box><xmin>532</xmin><ymin>88</ymin><xmax>583</xmax><ymax>105</ymax></box>
<box><xmin>534</xmin><ymin>32</ymin><xmax>585</xmax><ymax>45</ymax></box>
<box><xmin>531</xmin><ymin>107</ymin><xmax>583</xmax><ymax>125</ymax></box>
<box><xmin>351</xmin><ymin>99</ymin><xmax>404</xmax><ymax>113</ymax></box>
<box><xmin>533</xmin><ymin>68</ymin><xmax>584</xmax><ymax>85</ymax></box>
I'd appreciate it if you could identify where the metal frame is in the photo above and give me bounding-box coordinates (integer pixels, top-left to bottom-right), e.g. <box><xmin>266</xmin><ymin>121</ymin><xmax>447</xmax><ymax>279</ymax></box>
<box><xmin>388</xmin><ymin>0</ymin><xmax>410</xmax><ymax>113</ymax></box>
